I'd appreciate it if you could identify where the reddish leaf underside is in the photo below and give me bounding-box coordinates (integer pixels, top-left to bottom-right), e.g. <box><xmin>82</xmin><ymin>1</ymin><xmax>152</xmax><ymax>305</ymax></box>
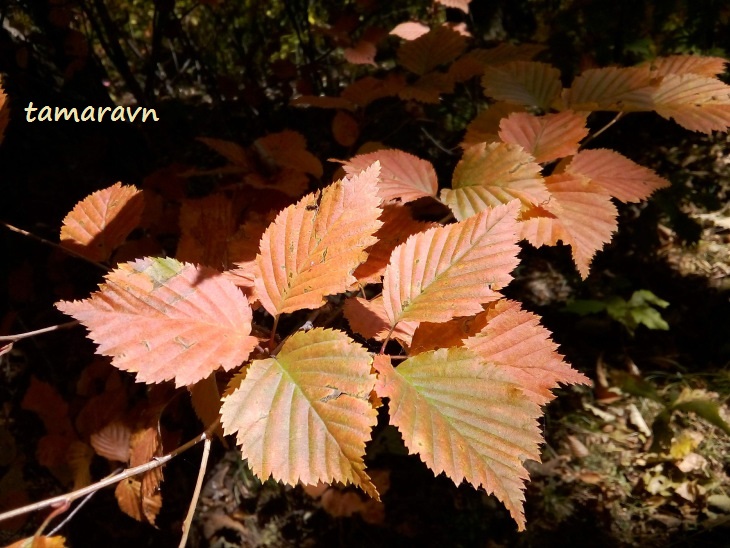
<box><xmin>520</xmin><ymin>173</ymin><xmax>618</xmax><ymax>278</ymax></box>
<box><xmin>340</xmin><ymin>149</ymin><xmax>438</xmax><ymax>203</ymax></box>
<box><xmin>498</xmin><ymin>110</ymin><xmax>589</xmax><ymax>164</ymax></box>
<box><xmin>463</xmin><ymin>299</ymin><xmax>590</xmax><ymax>404</ymax></box>
<box><xmin>564</xmin><ymin>66</ymin><xmax>655</xmax><ymax>112</ymax></box>
<box><xmin>441</xmin><ymin>142</ymin><xmax>547</xmax><ymax>221</ymax></box>
<box><xmin>60</xmin><ymin>182</ymin><xmax>144</xmax><ymax>263</ymax></box>
<box><xmin>482</xmin><ymin>61</ymin><xmax>562</xmax><ymax>109</ymax></box>
<box><xmin>254</xmin><ymin>163</ymin><xmax>383</xmax><ymax>316</ymax></box>
<box><xmin>382</xmin><ymin>200</ymin><xmax>522</xmax><ymax>326</ymax></box>
<box><xmin>567</xmin><ymin>149</ymin><xmax>669</xmax><ymax>203</ymax></box>
<box><xmin>651</xmin><ymin>74</ymin><xmax>730</xmax><ymax>133</ymax></box>
<box><xmin>56</xmin><ymin>258</ymin><xmax>258</xmax><ymax>387</ymax></box>
<box><xmin>643</xmin><ymin>54</ymin><xmax>728</xmax><ymax>78</ymax></box>
<box><xmin>373</xmin><ymin>350</ymin><xmax>542</xmax><ymax>531</ymax></box>
<box><xmin>220</xmin><ymin>328</ymin><xmax>378</xmax><ymax>497</ymax></box>
<box><xmin>397</xmin><ymin>26</ymin><xmax>467</xmax><ymax>76</ymax></box>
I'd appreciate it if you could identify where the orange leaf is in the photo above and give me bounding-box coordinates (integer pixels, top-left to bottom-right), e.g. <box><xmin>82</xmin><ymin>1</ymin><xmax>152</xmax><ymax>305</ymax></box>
<box><xmin>220</xmin><ymin>328</ymin><xmax>378</xmax><ymax>497</ymax></box>
<box><xmin>60</xmin><ymin>182</ymin><xmax>144</xmax><ymax>263</ymax></box>
<box><xmin>66</xmin><ymin>440</ymin><xmax>94</xmax><ymax>489</ymax></box>
<box><xmin>332</xmin><ymin>110</ymin><xmax>360</xmax><ymax>147</ymax></box>
<box><xmin>409</xmin><ymin>311</ymin><xmax>489</xmax><ymax>354</ymax></box>
<box><xmin>343</xmin><ymin>295</ymin><xmax>418</xmax><ymax>346</ymax></box>
<box><xmin>341</xmin><ymin>74</ymin><xmax>406</xmax><ymax>107</ymax></box>
<box><xmin>90</xmin><ymin>421</ymin><xmax>131</xmax><ymax>462</ymax></box>
<box><xmin>130</xmin><ymin>425</ymin><xmax>163</xmax><ymax>497</ymax></box>
<box><xmin>463</xmin><ymin>299</ymin><xmax>590</xmax><ymax>404</ymax></box>
<box><xmin>651</xmin><ymin>74</ymin><xmax>730</xmax><ymax>133</ymax></box>
<box><xmin>177</xmin><ymin>193</ymin><xmax>238</xmax><ymax>269</ymax></box>
<box><xmin>397</xmin><ymin>26</ymin><xmax>467</xmax><ymax>75</ymax></box>
<box><xmin>197</xmin><ymin>137</ymin><xmax>251</xmax><ymax>168</ymax></box>
<box><xmin>441</xmin><ymin>143</ymin><xmax>547</xmax><ymax>221</ymax></box>
<box><xmin>462</xmin><ymin>102</ymin><xmax>524</xmax><ymax>148</ymax></box>
<box><xmin>382</xmin><ymin>200</ymin><xmax>521</xmax><ymax>326</ymax></box>
<box><xmin>56</xmin><ymin>257</ymin><xmax>258</xmax><ymax>387</ymax></box>
<box><xmin>115</xmin><ymin>477</ymin><xmax>162</xmax><ymax>524</ymax></box>
<box><xmin>354</xmin><ymin>204</ymin><xmax>437</xmax><ymax>284</ymax></box>
<box><xmin>567</xmin><ymin>149</ymin><xmax>669</xmax><ymax>202</ymax></box>
<box><xmin>398</xmin><ymin>72</ymin><xmax>455</xmax><ymax>103</ymax></box>
<box><xmin>565</xmin><ymin>66</ymin><xmax>655</xmax><ymax>112</ymax></box>
<box><xmin>373</xmin><ymin>349</ymin><xmax>542</xmax><ymax>531</ymax></box>
<box><xmin>389</xmin><ymin>21</ymin><xmax>430</xmax><ymax>41</ymax></box>
<box><xmin>340</xmin><ymin>149</ymin><xmax>438</xmax><ymax>203</ymax></box>
<box><xmin>448</xmin><ymin>45</ymin><xmax>545</xmax><ymax>83</ymax></box>
<box><xmin>482</xmin><ymin>61</ymin><xmax>562</xmax><ymax>109</ymax></box>
<box><xmin>498</xmin><ymin>111</ymin><xmax>589</xmax><ymax>163</ymax></box>
<box><xmin>344</xmin><ymin>40</ymin><xmax>377</xmax><ymax>66</ymax></box>
<box><xmin>520</xmin><ymin>173</ymin><xmax>617</xmax><ymax>279</ymax></box>
<box><xmin>254</xmin><ymin>164</ymin><xmax>382</xmax><ymax>316</ymax></box>
<box><xmin>21</xmin><ymin>377</ymin><xmax>73</xmax><ymax>437</ymax></box>
<box><xmin>6</xmin><ymin>536</ymin><xmax>67</xmax><ymax>548</ymax></box>
<box><xmin>253</xmin><ymin>130</ymin><xmax>323</xmax><ymax>178</ymax></box>
<box><xmin>643</xmin><ymin>55</ymin><xmax>728</xmax><ymax>78</ymax></box>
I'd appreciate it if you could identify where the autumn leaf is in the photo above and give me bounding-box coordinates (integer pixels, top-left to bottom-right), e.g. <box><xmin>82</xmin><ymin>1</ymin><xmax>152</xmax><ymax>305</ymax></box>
<box><xmin>344</xmin><ymin>40</ymin><xmax>377</xmax><ymax>66</ymax></box>
<box><xmin>651</xmin><ymin>74</ymin><xmax>730</xmax><ymax>133</ymax></box>
<box><xmin>520</xmin><ymin>173</ymin><xmax>618</xmax><ymax>278</ymax></box>
<box><xmin>197</xmin><ymin>137</ymin><xmax>252</xmax><ymax>168</ymax></box>
<box><xmin>564</xmin><ymin>66</ymin><xmax>655</xmax><ymax>112</ymax></box>
<box><xmin>332</xmin><ymin>110</ymin><xmax>360</xmax><ymax>147</ymax></box>
<box><xmin>643</xmin><ymin>55</ymin><xmax>728</xmax><ymax>78</ymax></box>
<box><xmin>60</xmin><ymin>182</ymin><xmax>144</xmax><ymax>263</ymax></box>
<box><xmin>220</xmin><ymin>328</ymin><xmax>378</xmax><ymax>497</ymax></box>
<box><xmin>340</xmin><ymin>149</ymin><xmax>438</xmax><ymax>204</ymax></box>
<box><xmin>6</xmin><ymin>536</ymin><xmax>68</xmax><ymax>548</ymax></box>
<box><xmin>382</xmin><ymin>200</ymin><xmax>521</xmax><ymax>326</ymax></box>
<box><xmin>463</xmin><ymin>299</ymin><xmax>590</xmax><ymax>404</ymax></box>
<box><xmin>390</xmin><ymin>21</ymin><xmax>430</xmax><ymax>41</ymax></box>
<box><xmin>567</xmin><ymin>149</ymin><xmax>669</xmax><ymax>202</ymax></box>
<box><xmin>409</xmin><ymin>310</ymin><xmax>490</xmax><ymax>354</ymax></box>
<box><xmin>343</xmin><ymin>295</ymin><xmax>418</xmax><ymax>346</ymax></box>
<box><xmin>462</xmin><ymin>102</ymin><xmax>524</xmax><ymax>148</ymax></box>
<box><xmin>482</xmin><ymin>61</ymin><xmax>562</xmax><ymax>109</ymax></box>
<box><xmin>56</xmin><ymin>257</ymin><xmax>258</xmax><ymax>387</ymax></box>
<box><xmin>176</xmin><ymin>193</ymin><xmax>239</xmax><ymax>269</ymax></box>
<box><xmin>398</xmin><ymin>72</ymin><xmax>455</xmax><ymax>104</ymax></box>
<box><xmin>90</xmin><ymin>421</ymin><xmax>131</xmax><ymax>462</ymax></box>
<box><xmin>373</xmin><ymin>350</ymin><xmax>542</xmax><ymax>531</ymax></box>
<box><xmin>441</xmin><ymin>143</ymin><xmax>547</xmax><ymax>221</ymax></box>
<box><xmin>253</xmin><ymin>130</ymin><xmax>323</xmax><ymax>178</ymax></box>
<box><xmin>397</xmin><ymin>26</ymin><xmax>467</xmax><ymax>75</ymax></box>
<box><xmin>498</xmin><ymin>111</ymin><xmax>589</xmax><ymax>164</ymax></box>
<box><xmin>115</xmin><ymin>477</ymin><xmax>162</xmax><ymax>524</ymax></box>
<box><xmin>254</xmin><ymin>163</ymin><xmax>382</xmax><ymax>316</ymax></box>
<box><xmin>341</xmin><ymin>74</ymin><xmax>406</xmax><ymax>107</ymax></box>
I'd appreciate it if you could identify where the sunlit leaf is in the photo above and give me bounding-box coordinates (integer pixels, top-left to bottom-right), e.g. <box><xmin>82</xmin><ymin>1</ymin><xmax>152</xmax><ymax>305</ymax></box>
<box><xmin>220</xmin><ymin>328</ymin><xmax>378</xmax><ymax>497</ymax></box>
<box><xmin>409</xmin><ymin>311</ymin><xmax>489</xmax><ymax>354</ymax></box>
<box><xmin>651</xmin><ymin>73</ymin><xmax>730</xmax><ymax>133</ymax></box>
<box><xmin>390</xmin><ymin>21</ymin><xmax>430</xmax><ymax>41</ymax></box>
<box><xmin>565</xmin><ymin>66</ymin><xmax>655</xmax><ymax>111</ymax></box>
<box><xmin>643</xmin><ymin>55</ymin><xmax>728</xmax><ymax>78</ymax></box>
<box><xmin>374</xmin><ymin>349</ymin><xmax>542</xmax><ymax>531</ymax></box>
<box><xmin>520</xmin><ymin>173</ymin><xmax>618</xmax><ymax>278</ymax></box>
<box><xmin>340</xmin><ymin>149</ymin><xmax>438</xmax><ymax>203</ymax></box>
<box><xmin>56</xmin><ymin>258</ymin><xmax>258</xmax><ymax>387</ymax></box>
<box><xmin>383</xmin><ymin>200</ymin><xmax>521</xmax><ymax>326</ymax></box>
<box><xmin>482</xmin><ymin>61</ymin><xmax>562</xmax><ymax>109</ymax></box>
<box><xmin>60</xmin><ymin>182</ymin><xmax>144</xmax><ymax>263</ymax></box>
<box><xmin>463</xmin><ymin>299</ymin><xmax>590</xmax><ymax>404</ymax></box>
<box><xmin>441</xmin><ymin>143</ymin><xmax>547</xmax><ymax>220</ymax></box>
<box><xmin>254</xmin><ymin>163</ymin><xmax>382</xmax><ymax>316</ymax></box>
<box><xmin>567</xmin><ymin>149</ymin><xmax>669</xmax><ymax>202</ymax></box>
<box><xmin>498</xmin><ymin>111</ymin><xmax>588</xmax><ymax>163</ymax></box>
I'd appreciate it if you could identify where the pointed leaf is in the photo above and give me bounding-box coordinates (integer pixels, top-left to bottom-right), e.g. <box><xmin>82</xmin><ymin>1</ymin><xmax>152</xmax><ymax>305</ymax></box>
<box><xmin>341</xmin><ymin>149</ymin><xmax>438</xmax><ymax>203</ymax></box>
<box><xmin>390</xmin><ymin>21</ymin><xmax>430</xmax><ymax>41</ymax></box>
<box><xmin>56</xmin><ymin>257</ymin><xmax>258</xmax><ymax>387</ymax></box>
<box><xmin>651</xmin><ymin>74</ymin><xmax>730</xmax><ymax>133</ymax></box>
<box><xmin>520</xmin><ymin>173</ymin><xmax>618</xmax><ymax>278</ymax></box>
<box><xmin>344</xmin><ymin>40</ymin><xmax>377</xmax><ymax>66</ymax></box>
<box><xmin>643</xmin><ymin>55</ymin><xmax>728</xmax><ymax>78</ymax></box>
<box><xmin>498</xmin><ymin>111</ymin><xmax>589</xmax><ymax>163</ymax></box>
<box><xmin>462</xmin><ymin>102</ymin><xmax>524</xmax><ymax>148</ymax></box>
<box><xmin>343</xmin><ymin>295</ymin><xmax>418</xmax><ymax>346</ymax></box>
<box><xmin>254</xmin><ymin>164</ymin><xmax>383</xmax><ymax>316</ymax></box>
<box><xmin>354</xmin><ymin>204</ymin><xmax>438</xmax><ymax>284</ymax></box>
<box><xmin>373</xmin><ymin>349</ymin><xmax>542</xmax><ymax>531</ymax></box>
<box><xmin>253</xmin><ymin>130</ymin><xmax>323</xmax><ymax>178</ymax></box>
<box><xmin>463</xmin><ymin>299</ymin><xmax>590</xmax><ymax>404</ymax></box>
<box><xmin>409</xmin><ymin>311</ymin><xmax>490</xmax><ymax>354</ymax></box>
<box><xmin>383</xmin><ymin>200</ymin><xmax>521</xmax><ymax>326</ymax></box>
<box><xmin>397</xmin><ymin>26</ymin><xmax>467</xmax><ymax>75</ymax></box>
<box><xmin>441</xmin><ymin>143</ymin><xmax>547</xmax><ymax>221</ymax></box>
<box><xmin>220</xmin><ymin>328</ymin><xmax>378</xmax><ymax>497</ymax></box>
<box><xmin>565</xmin><ymin>66</ymin><xmax>655</xmax><ymax>111</ymax></box>
<box><xmin>567</xmin><ymin>149</ymin><xmax>669</xmax><ymax>202</ymax></box>
<box><xmin>60</xmin><ymin>182</ymin><xmax>144</xmax><ymax>262</ymax></box>
<box><xmin>482</xmin><ymin>61</ymin><xmax>562</xmax><ymax>109</ymax></box>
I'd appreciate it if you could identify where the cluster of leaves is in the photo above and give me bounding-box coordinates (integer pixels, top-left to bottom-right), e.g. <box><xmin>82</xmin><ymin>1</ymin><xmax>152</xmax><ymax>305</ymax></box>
<box><xmin>4</xmin><ymin>0</ymin><xmax>730</xmax><ymax>538</ymax></box>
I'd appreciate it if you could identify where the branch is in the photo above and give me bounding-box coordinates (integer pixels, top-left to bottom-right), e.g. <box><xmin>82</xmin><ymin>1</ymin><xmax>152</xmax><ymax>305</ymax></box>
<box><xmin>0</xmin><ymin>421</ymin><xmax>220</xmax><ymax>524</ymax></box>
<box><xmin>0</xmin><ymin>321</ymin><xmax>79</xmax><ymax>342</ymax></box>
<box><xmin>178</xmin><ymin>436</ymin><xmax>211</xmax><ymax>548</ymax></box>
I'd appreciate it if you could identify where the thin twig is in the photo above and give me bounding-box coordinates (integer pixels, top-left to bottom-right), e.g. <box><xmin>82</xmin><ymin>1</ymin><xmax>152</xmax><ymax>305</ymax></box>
<box><xmin>584</xmin><ymin>112</ymin><xmax>624</xmax><ymax>145</ymax></box>
<box><xmin>178</xmin><ymin>436</ymin><xmax>212</xmax><ymax>548</ymax></box>
<box><xmin>0</xmin><ymin>421</ymin><xmax>219</xmax><ymax>524</ymax></box>
<box><xmin>0</xmin><ymin>321</ymin><xmax>79</xmax><ymax>342</ymax></box>
<box><xmin>1</xmin><ymin>221</ymin><xmax>108</xmax><ymax>271</ymax></box>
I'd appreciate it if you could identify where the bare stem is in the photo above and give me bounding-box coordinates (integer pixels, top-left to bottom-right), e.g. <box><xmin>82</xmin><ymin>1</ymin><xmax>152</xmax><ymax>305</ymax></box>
<box><xmin>1</xmin><ymin>221</ymin><xmax>108</xmax><ymax>271</ymax></box>
<box><xmin>178</xmin><ymin>436</ymin><xmax>212</xmax><ymax>548</ymax></box>
<box><xmin>584</xmin><ymin>112</ymin><xmax>624</xmax><ymax>145</ymax></box>
<box><xmin>0</xmin><ymin>420</ymin><xmax>219</xmax><ymax>524</ymax></box>
<box><xmin>0</xmin><ymin>321</ymin><xmax>79</xmax><ymax>342</ymax></box>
